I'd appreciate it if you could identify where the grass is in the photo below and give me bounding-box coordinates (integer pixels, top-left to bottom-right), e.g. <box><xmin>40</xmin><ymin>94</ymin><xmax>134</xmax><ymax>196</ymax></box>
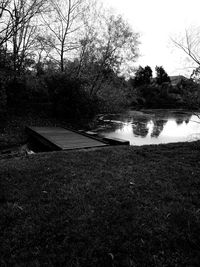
<box><xmin>0</xmin><ymin>142</ymin><xmax>200</xmax><ymax>266</ymax></box>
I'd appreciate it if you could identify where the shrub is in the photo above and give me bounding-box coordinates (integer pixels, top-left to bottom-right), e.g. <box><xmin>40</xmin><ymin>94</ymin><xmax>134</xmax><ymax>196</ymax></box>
<box><xmin>97</xmin><ymin>82</ymin><xmax>131</xmax><ymax>113</ymax></box>
<box><xmin>177</xmin><ymin>79</ymin><xmax>200</xmax><ymax>109</ymax></box>
<box><xmin>0</xmin><ymin>76</ymin><xmax>7</xmax><ymax>122</ymax></box>
<box><xmin>6</xmin><ymin>76</ymin><xmax>29</xmax><ymax>110</ymax></box>
<box><xmin>45</xmin><ymin>73</ymin><xmax>98</xmax><ymax>120</ymax></box>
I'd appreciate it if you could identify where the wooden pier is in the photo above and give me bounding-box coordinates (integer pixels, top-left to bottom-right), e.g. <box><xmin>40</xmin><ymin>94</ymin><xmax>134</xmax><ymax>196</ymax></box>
<box><xmin>26</xmin><ymin>126</ymin><xmax>109</xmax><ymax>151</ymax></box>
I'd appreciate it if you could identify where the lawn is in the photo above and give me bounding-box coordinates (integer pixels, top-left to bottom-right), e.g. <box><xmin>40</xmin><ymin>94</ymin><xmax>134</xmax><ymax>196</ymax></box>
<box><xmin>0</xmin><ymin>142</ymin><xmax>200</xmax><ymax>266</ymax></box>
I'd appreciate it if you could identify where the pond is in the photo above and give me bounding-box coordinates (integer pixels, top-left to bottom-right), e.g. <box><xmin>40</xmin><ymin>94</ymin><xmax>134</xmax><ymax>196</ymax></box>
<box><xmin>93</xmin><ymin>109</ymin><xmax>200</xmax><ymax>146</ymax></box>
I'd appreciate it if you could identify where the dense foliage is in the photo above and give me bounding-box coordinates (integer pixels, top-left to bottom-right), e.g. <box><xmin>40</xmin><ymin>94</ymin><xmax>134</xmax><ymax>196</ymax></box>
<box><xmin>131</xmin><ymin>65</ymin><xmax>200</xmax><ymax>109</ymax></box>
<box><xmin>0</xmin><ymin>0</ymin><xmax>140</xmax><ymax>121</ymax></box>
<box><xmin>0</xmin><ymin>1</ymin><xmax>199</xmax><ymax>129</ymax></box>
<box><xmin>134</xmin><ymin>66</ymin><xmax>152</xmax><ymax>87</ymax></box>
<box><xmin>45</xmin><ymin>74</ymin><xmax>98</xmax><ymax>119</ymax></box>
<box><xmin>0</xmin><ymin>77</ymin><xmax>7</xmax><ymax>121</ymax></box>
<box><xmin>155</xmin><ymin>66</ymin><xmax>171</xmax><ymax>85</ymax></box>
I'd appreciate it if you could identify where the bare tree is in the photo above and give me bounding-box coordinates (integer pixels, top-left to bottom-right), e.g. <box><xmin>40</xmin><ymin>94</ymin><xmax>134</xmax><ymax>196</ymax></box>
<box><xmin>0</xmin><ymin>0</ymin><xmax>47</xmax><ymax>45</ymax></box>
<box><xmin>77</xmin><ymin>8</ymin><xmax>139</xmax><ymax>96</ymax></box>
<box><xmin>0</xmin><ymin>0</ymin><xmax>48</xmax><ymax>73</ymax></box>
<box><xmin>42</xmin><ymin>0</ymin><xmax>86</xmax><ymax>72</ymax></box>
<box><xmin>0</xmin><ymin>0</ymin><xmax>13</xmax><ymax>45</ymax></box>
<box><xmin>0</xmin><ymin>0</ymin><xmax>11</xmax><ymax>17</ymax></box>
<box><xmin>171</xmin><ymin>27</ymin><xmax>200</xmax><ymax>76</ymax></box>
<box><xmin>75</xmin><ymin>0</ymin><xmax>98</xmax><ymax>77</ymax></box>
<box><xmin>194</xmin><ymin>113</ymin><xmax>200</xmax><ymax>119</ymax></box>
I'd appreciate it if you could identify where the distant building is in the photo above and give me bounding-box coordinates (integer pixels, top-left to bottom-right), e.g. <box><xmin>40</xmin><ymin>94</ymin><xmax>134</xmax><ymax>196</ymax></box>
<box><xmin>151</xmin><ymin>75</ymin><xmax>188</xmax><ymax>87</ymax></box>
<box><xmin>169</xmin><ymin>75</ymin><xmax>188</xmax><ymax>86</ymax></box>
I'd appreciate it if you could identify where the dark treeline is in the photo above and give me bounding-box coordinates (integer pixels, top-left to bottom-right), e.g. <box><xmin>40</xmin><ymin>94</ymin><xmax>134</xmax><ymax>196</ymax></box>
<box><xmin>0</xmin><ymin>1</ymin><xmax>200</xmax><ymax>127</ymax></box>
<box><xmin>130</xmin><ymin>65</ymin><xmax>200</xmax><ymax>109</ymax></box>
<box><xmin>0</xmin><ymin>0</ymin><xmax>139</xmax><ymax>123</ymax></box>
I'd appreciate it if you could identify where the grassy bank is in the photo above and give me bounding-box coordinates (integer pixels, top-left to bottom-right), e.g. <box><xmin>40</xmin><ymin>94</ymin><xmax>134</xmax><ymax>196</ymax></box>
<box><xmin>1</xmin><ymin>142</ymin><xmax>200</xmax><ymax>266</ymax></box>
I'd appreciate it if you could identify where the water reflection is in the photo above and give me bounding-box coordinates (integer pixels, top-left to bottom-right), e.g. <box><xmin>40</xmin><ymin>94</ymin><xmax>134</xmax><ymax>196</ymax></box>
<box><xmin>132</xmin><ymin>120</ymin><xmax>149</xmax><ymax>137</ymax></box>
<box><xmin>95</xmin><ymin>110</ymin><xmax>200</xmax><ymax>146</ymax></box>
<box><xmin>151</xmin><ymin>119</ymin><xmax>167</xmax><ymax>138</ymax></box>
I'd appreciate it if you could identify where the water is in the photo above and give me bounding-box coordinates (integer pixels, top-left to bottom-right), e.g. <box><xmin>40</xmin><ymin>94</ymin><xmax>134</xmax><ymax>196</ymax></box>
<box><xmin>94</xmin><ymin>109</ymin><xmax>200</xmax><ymax>146</ymax></box>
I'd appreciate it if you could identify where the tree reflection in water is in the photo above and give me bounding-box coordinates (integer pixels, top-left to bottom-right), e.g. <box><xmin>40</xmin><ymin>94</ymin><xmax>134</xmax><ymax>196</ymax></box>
<box><xmin>175</xmin><ymin>114</ymin><xmax>192</xmax><ymax>125</ymax></box>
<box><xmin>151</xmin><ymin>119</ymin><xmax>167</xmax><ymax>138</ymax></box>
<box><xmin>95</xmin><ymin>110</ymin><xmax>200</xmax><ymax>145</ymax></box>
<box><xmin>131</xmin><ymin>119</ymin><xmax>168</xmax><ymax>138</ymax></box>
<box><xmin>132</xmin><ymin>118</ymin><xmax>149</xmax><ymax>137</ymax></box>
<box><xmin>176</xmin><ymin>118</ymin><xmax>184</xmax><ymax>125</ymax></box>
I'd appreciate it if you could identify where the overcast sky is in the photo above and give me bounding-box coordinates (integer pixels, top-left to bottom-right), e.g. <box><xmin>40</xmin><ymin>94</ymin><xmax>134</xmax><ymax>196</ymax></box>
<box><xmin>101</xmin><ymin>0</ymin><xmax>200</xmax><ymax>77</ymax></box>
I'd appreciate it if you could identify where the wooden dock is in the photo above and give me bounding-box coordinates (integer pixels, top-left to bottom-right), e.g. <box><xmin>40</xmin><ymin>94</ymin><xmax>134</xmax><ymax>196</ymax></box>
<box><xmin>26</xmin><ymin>126</ymin><xmax>108</xmax><ymax>151</ymax></box>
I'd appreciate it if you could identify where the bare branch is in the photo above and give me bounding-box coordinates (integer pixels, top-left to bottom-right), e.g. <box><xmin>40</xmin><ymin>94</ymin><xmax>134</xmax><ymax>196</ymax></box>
<box><xmin>42</xmin><ymin>0</ymin><xmax>85</xmax><ymax>71</ymax></box>
<box><xmin>194</xmin><ymin>113</ymin><xmax>200</xmax><ymax>119</ymax></box>
<box><xmin>171</xmin><ymin>27</ymin><xmax>200</xmax><ymax>69</ymax></box>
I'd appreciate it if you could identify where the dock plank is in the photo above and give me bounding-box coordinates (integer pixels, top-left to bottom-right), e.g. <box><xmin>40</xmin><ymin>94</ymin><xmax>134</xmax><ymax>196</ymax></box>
<box><xmin>27</xmin><ymin>127</ymin><xmax>108</xmax><ymax>150</ymax></box>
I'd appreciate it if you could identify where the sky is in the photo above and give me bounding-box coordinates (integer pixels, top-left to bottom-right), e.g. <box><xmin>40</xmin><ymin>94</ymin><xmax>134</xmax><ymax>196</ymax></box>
<box><xmin>101</xmin><ymin>0</ymin><xmax>200</xmax><ymax>77</ymax></box>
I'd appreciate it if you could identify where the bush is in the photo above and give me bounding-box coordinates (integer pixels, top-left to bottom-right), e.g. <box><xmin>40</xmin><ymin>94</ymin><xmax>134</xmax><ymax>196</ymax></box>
<box><xmin>176</xmin><ymin>79</ymin><xmax>200</xmax><ymax>109</ymax></box>
<box><xmin>97</xmin><ymin>86</ymin><xmax>130</xmax><ymax>113</ymax></box>
<box><xmin>45</xmin><ymin>73</ymin><xmax>98</xmax><ymax>120</ymax></box>
<box><xmin>6</xmin><ymin>76</ymin><xmax>29</xmax><ymax>110</ymax></box>
<box><xmin>135</xmin><ymin>83</ymin><xmax>182</xmax><ymax>108</ymax></box>
<box><xmin>0</xmin><ymin>76</ymin><xmax>7</xmax><ymax>122</ymax></box>
<box><xmin>25</xmin><ymin>75</ymin><xmax>49</xmax><ymax>103</ymax></box>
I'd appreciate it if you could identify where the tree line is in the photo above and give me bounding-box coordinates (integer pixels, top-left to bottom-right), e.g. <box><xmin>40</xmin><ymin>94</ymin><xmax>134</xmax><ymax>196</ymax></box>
<box><xmin>0</xmin><ymin>0</ymin><xmax>141</xmax><ymax>122</ymax></box>
<box><xmin>0</xmin><ymin>0</ymin><xmax>199</xmax><ymax>123</ymax></box>
<box><xmin>130</xmin><ymin>65</ymin><xmax>200</xmax><ymax>109</ymax></box>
